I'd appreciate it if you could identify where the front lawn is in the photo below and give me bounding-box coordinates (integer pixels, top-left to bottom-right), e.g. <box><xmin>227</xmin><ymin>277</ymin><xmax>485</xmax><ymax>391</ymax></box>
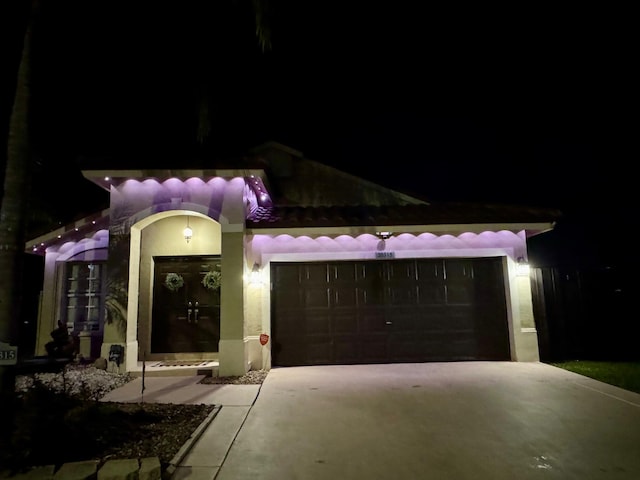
<box><xmin>549</xmin><ymin>360</ymin><xmax>640</xmax><ymax>394</ymax></box>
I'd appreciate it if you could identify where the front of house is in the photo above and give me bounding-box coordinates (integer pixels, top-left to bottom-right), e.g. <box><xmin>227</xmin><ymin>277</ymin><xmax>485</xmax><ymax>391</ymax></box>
<box><xmin>27</xmin><ymin>143</ymin><xmax>560</xmax><ymax>376</ymax></box>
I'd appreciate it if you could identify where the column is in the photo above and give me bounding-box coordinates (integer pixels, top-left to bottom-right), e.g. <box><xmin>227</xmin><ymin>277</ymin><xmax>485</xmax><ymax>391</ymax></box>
<box><xmin>219</xmin><ymin>226</ymin><xmax>246</xmax><ymax>376</ymax></box>
<box><xmin>99</xmin><ymin>230</ymin><xmax>130</xmax><ymax>372</ymax></box>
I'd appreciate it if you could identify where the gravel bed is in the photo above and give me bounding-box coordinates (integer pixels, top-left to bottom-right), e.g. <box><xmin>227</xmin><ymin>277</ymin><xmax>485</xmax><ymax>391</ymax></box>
<box><xmin>199</xmin><ymin>369</ymin><xmax>269</xmax><ymax>384</ymax></box>
<box><xmin>15</xmin><ymin>365</ymin><xmax>270</xmax><ymax>398</ymax></box>
<box><xmin>15</xmin><ymin>364</ymin><xmax>134</xmax><ymax>401</ymax></box>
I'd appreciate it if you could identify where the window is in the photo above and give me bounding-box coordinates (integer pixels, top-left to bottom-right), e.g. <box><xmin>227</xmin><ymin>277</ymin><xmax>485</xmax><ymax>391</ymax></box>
<box><xmin>64</xmin><ymin>262</ymin><xmax>106</xmax><ymax>333</ymax></box>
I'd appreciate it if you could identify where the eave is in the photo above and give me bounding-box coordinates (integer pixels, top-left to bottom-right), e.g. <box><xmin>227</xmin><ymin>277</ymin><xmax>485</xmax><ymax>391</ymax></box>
<box><xmin>25</xmin><ymin>209</ymin><xmax>110</xmax><ymax>255</ymax></box>
<box><xmin>246</xmin><ymin>222</ymin><xmax>556</xmax><ymax>238</ymax></box>
<box><xmin>82</xmin><ymin>169</ymin><xmax>269</xmax><ymax>191</ymax></box>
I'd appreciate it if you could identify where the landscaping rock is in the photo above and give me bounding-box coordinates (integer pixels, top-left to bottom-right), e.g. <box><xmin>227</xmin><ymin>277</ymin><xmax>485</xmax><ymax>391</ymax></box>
<box><xmin>138</xmin><ymin>458</ymin><xmax>161</xmax><ymax>480</ymax></box>
<box><xmin>3</xmin><ymin>465</ymin><xmax>55</xmax><ymax>479</ymax></box>
<box><xmin>97</xmin><ymin>459</ymin><xmax>139</xmax><ymax>480</ymax></box>
<box><xmin>53</xmin><ymin>460</ymin><xmax>98</xmax><ymax>480</ymax></box>
<box><xmin>93</xmin><ymin>358</ymin><xmax>108</xmax><ymax>370</ymax></box>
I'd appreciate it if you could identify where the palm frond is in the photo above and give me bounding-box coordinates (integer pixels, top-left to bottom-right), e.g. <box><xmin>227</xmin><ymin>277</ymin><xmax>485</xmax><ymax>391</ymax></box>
<box><xmin>253</xmin><ymin>0</ymin><xmax>272</xmax><ymax>52</ymax></box>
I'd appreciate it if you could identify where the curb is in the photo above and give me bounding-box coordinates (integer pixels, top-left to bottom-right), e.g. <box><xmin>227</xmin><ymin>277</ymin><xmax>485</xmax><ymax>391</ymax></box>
<box><xmin>164</xmin><ymin>405</ymin><xmax>222</xmax><ymax>478</ymax></box>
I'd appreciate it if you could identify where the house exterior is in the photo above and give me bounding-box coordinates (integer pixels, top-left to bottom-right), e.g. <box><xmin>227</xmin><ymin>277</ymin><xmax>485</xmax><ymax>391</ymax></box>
<box><xmin>26</xmin><ymin>142</ymin><xmax>561</xmax><ymax>376</ymax></box>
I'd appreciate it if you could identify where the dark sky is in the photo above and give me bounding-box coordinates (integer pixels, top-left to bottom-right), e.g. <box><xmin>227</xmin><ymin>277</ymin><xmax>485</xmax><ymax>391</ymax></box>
<box><xmin>4</xmin><ymin>1</ymin><xmax>635</xmax><ymax>265</ymax></box>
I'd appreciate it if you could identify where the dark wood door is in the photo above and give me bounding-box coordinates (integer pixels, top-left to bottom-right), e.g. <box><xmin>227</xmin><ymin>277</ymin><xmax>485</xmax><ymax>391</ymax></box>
<box><xmin>271</xmin><ymin>258</ymin><xmax>510</xmax><ymax>366</ymax></box>
<box><xmin>151</xmin><ymin>256</ymin><xmax>220</xmax><ymax>353</ymax></box>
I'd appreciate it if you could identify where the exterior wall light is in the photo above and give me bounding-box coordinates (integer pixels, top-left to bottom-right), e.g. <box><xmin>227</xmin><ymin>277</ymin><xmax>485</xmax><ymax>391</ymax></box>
<box><xmin>516</xmin><ymin>256</ymin><xmax>530</xmax><ymax>276</ymax></box>
<box><xmin>183</xmin><ymin>217</ymin><xmax>193</xmax><ymax>243</ymax></box>
<box><xmin>375</xmin><ymin>231</ymin><xmax>393</xmax><ymax>240</ymax></box>
<box><xmin>249</xmin><ymin>263</ymin><xmax>262</xmax><ymax>284</ymax></box>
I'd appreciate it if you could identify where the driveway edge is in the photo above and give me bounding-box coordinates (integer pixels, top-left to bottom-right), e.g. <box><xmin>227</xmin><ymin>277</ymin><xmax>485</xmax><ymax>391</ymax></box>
<box><xmin>165</xmin><ymin>404</ymin><xmax>222</xmax><ymax>478</ymax></box>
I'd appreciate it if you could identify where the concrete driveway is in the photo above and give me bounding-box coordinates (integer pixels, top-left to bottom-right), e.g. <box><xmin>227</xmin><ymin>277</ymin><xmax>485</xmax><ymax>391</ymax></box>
<box><xmin>183</xmin><ymin>362</ymin><xmax>640</xmax><ymax>479</ymax></box>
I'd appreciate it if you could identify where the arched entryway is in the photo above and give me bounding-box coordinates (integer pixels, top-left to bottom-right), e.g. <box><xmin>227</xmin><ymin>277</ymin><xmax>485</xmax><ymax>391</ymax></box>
<box><xmin>126</xmin><ymin>210</ymin><xmax>222</xmax><ymax>366</ymax></box>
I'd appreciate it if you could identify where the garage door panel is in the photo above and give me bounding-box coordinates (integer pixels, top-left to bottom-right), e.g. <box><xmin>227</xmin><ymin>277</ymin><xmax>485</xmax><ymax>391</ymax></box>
<box><xmin>304</xmin><ymin>288</ymin><xmax>330</xmax><ymax>308</ymax></box>
<box><xmin>307</xmin><ymin>340</ymin><xmax>332</xmax><ymax>365</ymax></box>
<box><xmin>274</xmin><ymin>287</ymin><xmax>303</xmax><ymax>308</ymax></box>
<box><xmin>274</xmin><ymin>313</ymin><xmax>302</xmax><ymax>336</ymax></box>
<box><xmin>446</xmin><ymin>306</ymin><xmax>477</xmax><ymax>329</ymax></box>
<box><xmin>476</xmin><ymin>319</ymin><xmax>510</xmax><ymax>358</ymax></box>
<box><xmin>417</xmin><ymin>283</ymin><xmax>447</xmax><ymax>304</ymax></box>
<box><xmin>446</xmin><ymin>283</ymin><xmax>476</xmax><ymax>305</ymax></box>
<box><xmin>357</xmin><ymin>263</ymin><xmax>384</xmax><ymax>305</ymax></box>
<box><xmin>359</xmin><ymin>336</ymin><xmax>388</xmax><ymax>363</ymax></box>
<box><xmin>475</xmin><ymin>308</ymin><xmax>508</xmax><ymax>326</ymax></box>
<box><xmin>387</xmin><ymin>285</ymin><xmax>418</xmax><ymax>305</ymax></box>
<box><xmin>416</xmin><ymin>305</ymin><xmax>449</xmax><ymax>330</ymax></box>
<box><xmin>387</xmin><ymin>260</ymin><xmax>417</xmax><ymax>281</ymax></box>
<box><xmin>387</xmin><ymin>317</ymin><xmax>416</xmax><ymax>334</ymax></box>
<box><xmin>417</xmin><ymin>259</ymin><xmax>444</xmax><ymax>279</ymax></box>
<box><xmin>303</xmin><ymin>264</ymin><xmax>329</xmax><ymax>283</ymax></box>
<box><xmin>359</xmin><ymin>287</ymin><xmax>385</xmax><ymax>305</ymax></box>
<box><xmin>306</xmin><ymin>311</ymin><xmax>331</xmax><ymax>335</ymax></box>
<box><xmin>332</xmin><ymin>287</ymin><xmax>357</xmax><ymax>307</ymax></box>
<box><xmin>273</xmin><ymin>264</ymin><xmax>300</xmax><ymax>284</ymax></box>
<box><xmin>423</xmin><ymin>334</ymin><xmax>477</xmax><ymax>359</ymax></box>
<box><xmin>446</xmin><ymin>341</ymin><xmax>479</xmax><ymax>360</ymax></box>
<box><xmin>444</xmin><ymin>259</ymin><xmax>474</xmax><ymax>280</ymax></box>
<box><xmin>360</xmin><ymin>310</ymin><xmax>388</xmax><ymax>333</ymax></box>
<box><xmin>357</xmin><ymin>262</ymin><xmax>384</xmax><ymax>281</ymax></box>
<box><xmin>387</xmin><ymin>307</ymin><xmax>422</xmax><ymax>332</ymax></box>
<box><xmin>471</xmin><ymin>258</ymin><xmax>502</xmax><ymax>281</ymax></box>
<box><xmin>333</xmin><ymin>314</ymin><xmax>358</xmax><ymax>334</ymax></box>
<box><xmin>334</xmin><ymin>337</ymin><xmax>360</xmax><ymax>363</ymax></box>
<box><xmin>274</xmin><ymin>337</ymin><xmax>307</xmax><ymax>367</ymax></box>
<box><xmin>331</xmin><ymin>263</ymin><xmax>357</xmax><ymax>283</ymax></box>
<box><xmin>388</xmin><ymin>335</ymin><xmax>427</xmax><ymax>361</ymax></box>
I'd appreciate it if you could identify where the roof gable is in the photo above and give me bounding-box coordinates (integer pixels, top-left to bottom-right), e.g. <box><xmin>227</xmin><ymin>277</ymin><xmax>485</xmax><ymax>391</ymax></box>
<box><xmin>252</xmin><ymin>142</ymin><xmax>427</xmax><ymax>207</ymax></box>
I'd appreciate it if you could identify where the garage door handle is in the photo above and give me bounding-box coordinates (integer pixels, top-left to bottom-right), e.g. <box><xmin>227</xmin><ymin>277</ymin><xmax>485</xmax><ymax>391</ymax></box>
<box><xmin>385</xmin><ymin>321</ymin><xmax>393</xmax><ymax>325</ymax></box>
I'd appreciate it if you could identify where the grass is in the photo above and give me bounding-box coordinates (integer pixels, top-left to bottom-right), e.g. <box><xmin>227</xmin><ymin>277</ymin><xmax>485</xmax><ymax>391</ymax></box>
<box><xmin>548</xmin><ymin>360</ymin><xmax>640</xmax><ymax>394</ymax></box>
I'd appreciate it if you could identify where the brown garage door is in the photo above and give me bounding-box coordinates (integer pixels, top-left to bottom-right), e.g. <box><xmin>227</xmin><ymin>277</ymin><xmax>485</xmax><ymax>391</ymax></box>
<box><xmin>271</xmin><ymin>258</ymin><xmax>510</xmax><ymax>366</ymax></box>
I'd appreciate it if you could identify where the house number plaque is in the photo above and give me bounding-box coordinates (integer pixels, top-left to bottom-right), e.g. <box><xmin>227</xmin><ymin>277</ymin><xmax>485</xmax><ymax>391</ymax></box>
<box><xmin>0</xmin><ymin>342</ymin><xmax>17</xmax><ymax>366</ymax></box>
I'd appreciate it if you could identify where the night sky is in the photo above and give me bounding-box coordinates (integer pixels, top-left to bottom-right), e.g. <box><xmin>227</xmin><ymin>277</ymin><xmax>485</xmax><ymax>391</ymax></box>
<box><xmin>3</xmin><ymin>1</ymin><xmax>635</xmax><ymax>267</ymax></box>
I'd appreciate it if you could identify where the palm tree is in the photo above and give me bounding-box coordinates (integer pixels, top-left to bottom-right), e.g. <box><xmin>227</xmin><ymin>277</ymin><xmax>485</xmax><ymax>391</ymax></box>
<box><xmin>0</xmin><ymin>0</ymin><xmax>35</xmax><ymax>402</ymax></box>
<box><xmin>195</xmin><ymin>0</ymin><xmax>272</xmax><ymax>145</ymax></box>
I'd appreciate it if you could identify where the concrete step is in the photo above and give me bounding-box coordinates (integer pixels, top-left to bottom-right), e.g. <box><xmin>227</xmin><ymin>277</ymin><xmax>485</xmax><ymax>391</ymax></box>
<box><xmin>130</xmin><ymin>361</ymin><xmax>219</xmax><ymax>378</ymax></box>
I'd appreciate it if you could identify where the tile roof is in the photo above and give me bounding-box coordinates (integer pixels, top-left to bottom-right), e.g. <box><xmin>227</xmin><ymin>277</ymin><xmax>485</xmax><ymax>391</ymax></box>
<box><xmin>247</xmin><ymin>202</ymin><xmax>562</xmax><ymax>229</ymax></box>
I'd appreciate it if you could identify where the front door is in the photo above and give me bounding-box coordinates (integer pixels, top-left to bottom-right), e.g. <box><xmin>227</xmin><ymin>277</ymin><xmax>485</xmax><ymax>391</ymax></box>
<box><xmin>151</xmin><ymin>256</ymin><xmax>221</xmax><ymax>353</ymax></box>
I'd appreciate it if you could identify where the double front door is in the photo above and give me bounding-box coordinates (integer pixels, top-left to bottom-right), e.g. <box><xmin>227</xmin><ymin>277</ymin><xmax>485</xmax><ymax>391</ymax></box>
<box><xmin>151</xmin><ymin>256</ymin><xmax>221</xmax><ymax>353</ymax></box>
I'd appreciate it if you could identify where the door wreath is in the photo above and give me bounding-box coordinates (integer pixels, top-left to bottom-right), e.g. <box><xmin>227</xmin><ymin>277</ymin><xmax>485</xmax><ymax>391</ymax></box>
<box><xmin>164</xmin><ymin>273</ymin><xmax>184</xmax><ymax>292</ymax></box>
<box><xmin>202</xmin><ymin>270</ymin><xmax>221</xmax><ymax>291</ymax></box>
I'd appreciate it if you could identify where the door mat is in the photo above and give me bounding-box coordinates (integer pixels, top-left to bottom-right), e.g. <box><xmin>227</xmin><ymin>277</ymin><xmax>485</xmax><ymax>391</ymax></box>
<box><xmin>152</xmin><ymin>361</ymin><xmax>215</xmax><ymax>367</ymax></box>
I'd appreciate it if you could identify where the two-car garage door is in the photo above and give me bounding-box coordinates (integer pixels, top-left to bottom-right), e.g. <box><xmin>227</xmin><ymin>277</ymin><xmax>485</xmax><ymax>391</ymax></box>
<box><xmin>271</xmin><ymin>257</ymin><xmax>510</xmax><ymax>366</ymax></box>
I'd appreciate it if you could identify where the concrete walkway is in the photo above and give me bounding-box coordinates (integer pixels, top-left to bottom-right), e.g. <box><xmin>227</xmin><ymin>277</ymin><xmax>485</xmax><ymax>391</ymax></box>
<box><xmin>101</xmin><ymin>376</ymin><xmax>262</xmax><ymax>479</ymax></box>
<box><xmin>103</xmin><ymin>363</ymin><xmax>640</xmax><ymax>479</ymax></box>
<box><xmin>100</xmin><ymin>375</ymin><xmax>260</xmax><ymax>406</ymax></box>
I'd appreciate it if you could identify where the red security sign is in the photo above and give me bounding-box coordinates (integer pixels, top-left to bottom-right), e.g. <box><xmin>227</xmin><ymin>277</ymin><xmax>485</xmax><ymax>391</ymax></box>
<box><xmin>259</xmin><ymin>333</ymin><xmax>269</xmax><ymax>346</ymax></box>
